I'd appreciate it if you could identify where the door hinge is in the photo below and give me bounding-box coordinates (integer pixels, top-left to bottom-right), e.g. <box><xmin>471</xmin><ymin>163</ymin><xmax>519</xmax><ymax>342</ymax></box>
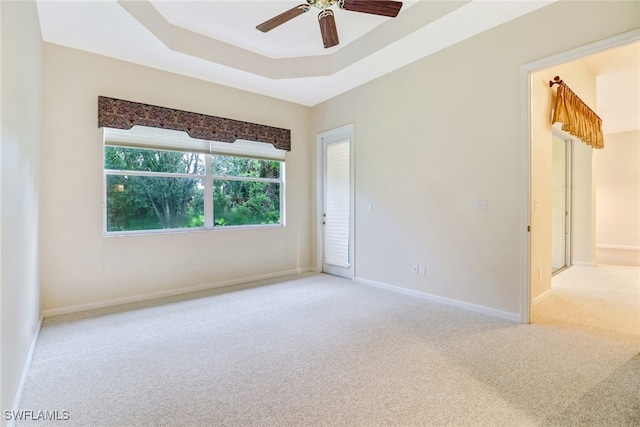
<box><xmin>527</xmin><ymin>225</ymin><xmax>531</xmax><ymax>232</ymax></box>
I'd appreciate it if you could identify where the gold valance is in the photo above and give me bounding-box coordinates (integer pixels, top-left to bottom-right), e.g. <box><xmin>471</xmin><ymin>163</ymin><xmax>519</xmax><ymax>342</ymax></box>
<box><xmin>550</xmin><ymin>77</ymin><xmax>604</xmax><ymax>149</ymax></box>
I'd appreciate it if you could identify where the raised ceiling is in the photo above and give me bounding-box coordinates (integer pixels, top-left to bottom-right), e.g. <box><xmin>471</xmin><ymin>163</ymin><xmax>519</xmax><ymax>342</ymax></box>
<box><xmin>36</xmin><ymin>0</ymin><xmax>555</xmax><ymax>106</ymax></box>
<box><xmin>35</xmin><ymin>1</ymin><xmax>638</xmax><ymax>134</ymax></box>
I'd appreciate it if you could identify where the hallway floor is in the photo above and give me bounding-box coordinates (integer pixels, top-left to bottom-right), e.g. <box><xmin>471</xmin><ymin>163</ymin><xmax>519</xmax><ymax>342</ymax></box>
<box><xmin>532</xmin><ymin>264</ymin><xmax>639</xmax><ymax>343</ymax></box>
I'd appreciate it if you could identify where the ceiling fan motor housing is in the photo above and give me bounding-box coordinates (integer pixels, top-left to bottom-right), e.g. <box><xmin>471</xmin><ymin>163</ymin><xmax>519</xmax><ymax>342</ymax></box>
<box><xmin>307</xmin><ymin>0</ymin><xmax>339</xmax><ymax>10</ymax></box>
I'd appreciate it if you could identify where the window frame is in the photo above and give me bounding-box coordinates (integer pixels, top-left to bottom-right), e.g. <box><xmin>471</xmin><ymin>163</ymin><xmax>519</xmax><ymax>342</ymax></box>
<box><xmin>103</xmin><ymin>128</ymin><xmax>286</xmax><ymax>236</ymax></box>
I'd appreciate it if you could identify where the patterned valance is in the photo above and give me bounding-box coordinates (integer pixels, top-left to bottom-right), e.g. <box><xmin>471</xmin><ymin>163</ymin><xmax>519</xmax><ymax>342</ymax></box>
<box><xmin>98</xmin><ymin>96</ymin><xmax>291</xmax><ymax>151</ymax></box>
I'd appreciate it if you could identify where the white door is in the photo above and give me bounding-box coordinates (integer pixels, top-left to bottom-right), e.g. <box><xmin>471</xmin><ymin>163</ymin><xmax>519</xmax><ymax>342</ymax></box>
<box><xmin>320</xmin><ymin>126</ymin><xmax>354</xmax><ymax>279</ymax></box>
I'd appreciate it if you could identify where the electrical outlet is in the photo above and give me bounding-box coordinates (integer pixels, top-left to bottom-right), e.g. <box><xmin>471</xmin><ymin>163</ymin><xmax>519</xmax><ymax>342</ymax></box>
<box><xmin>419</xmin><ymin>265</ymin><xmax>426</xmax><ymax>276</ymax></box>
<box><xmin>412</xmin><ymin>265</ymin><xmax>419</xmax><ymax>274</ymax></box>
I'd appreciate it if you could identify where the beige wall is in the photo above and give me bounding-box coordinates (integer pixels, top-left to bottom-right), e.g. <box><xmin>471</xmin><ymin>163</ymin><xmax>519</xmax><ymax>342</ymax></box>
<box><xmin>595</xmin><ymin>130</ymin><xmax>640</xmax><ymax>249</ymax></box>
<box><xmin>1</xmin><ymin>1</ymin><xmax>42</xmax><ymax>421</ymax></box>
<box><xmin>312</xmin><ymin>1</ymin><xmax>638</xmax><ymax>316</ymax></box>
<box><xmin>39</xmin><ymin>44</ymin><xmax>313</xmax><ymax>313</ymax></box>
<box><xmin>571</xmin><ymin>133</ymin><xmax>597</xmax><ymax>265</ymax></box>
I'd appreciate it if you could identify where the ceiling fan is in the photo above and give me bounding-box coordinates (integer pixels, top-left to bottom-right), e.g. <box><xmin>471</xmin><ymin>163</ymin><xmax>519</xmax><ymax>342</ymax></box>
<box><xmin>256</xmin><ymin>0</ymin><xmax>403</xmax><ymax>49</ymax></box>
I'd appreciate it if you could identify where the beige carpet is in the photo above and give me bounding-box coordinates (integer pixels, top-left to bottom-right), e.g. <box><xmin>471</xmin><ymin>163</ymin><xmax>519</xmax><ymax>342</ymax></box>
<box><xmin>535</xmin><ymin>264</ymin><xmax>640</xmax><ymax>340</ymax></box>
<box><xmin>15</xmin><ymin>272</ymin><xmax>640</xmax><ymax>426</ymax></box>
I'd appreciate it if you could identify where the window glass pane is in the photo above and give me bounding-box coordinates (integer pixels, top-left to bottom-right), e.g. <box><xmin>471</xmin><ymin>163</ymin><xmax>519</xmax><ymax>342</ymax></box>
<box><xmin>105</xmin><ymin>146</ymin><xmax>205</xmax><ymax>175</ymax></box>
<box><xmin>213</xmin><ymin>180</ymin><xmax>280</xmax><ymax>226</ymax></box>
<box><xmin>106</xmin><ymin>175</ymin><xmax>204</xmax><ymax>232</ymax></box>
<box><xmin>212</xmin><ymin>156</ymin><xmax>280</xmax><ymax>179</ymax></box>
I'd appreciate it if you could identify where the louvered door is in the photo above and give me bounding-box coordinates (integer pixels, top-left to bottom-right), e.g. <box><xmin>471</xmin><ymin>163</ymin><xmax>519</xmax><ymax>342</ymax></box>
<box><xmin>321</xmin><ymin>127</ymin><xmax>353</xmax><ymax>278</ymax></box>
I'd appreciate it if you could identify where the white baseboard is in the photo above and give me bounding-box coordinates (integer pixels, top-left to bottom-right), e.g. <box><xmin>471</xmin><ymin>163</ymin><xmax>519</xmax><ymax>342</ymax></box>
<box><xmin>596</xmin><ymin>244</ymin><xmax>640</xmax><ymax>251</ymax></box>
<box><xmin>532</xmin><ymin>288</ymin><xmax>553</xmax><ymax>306</ymax></box>
<box><xmin>355</xmin><ymin>277</ymin><xmax>521</xmax><ymax>323</ymax></box>
<box><xmin>571</xmin><ymin>261</ymin><xmax>596</xmax><ymax>267</ymax></box>
<box><xmin>41</xmin><ymin>268</ymin><xmax>313</xmax><ymax>318</ymax></box>
<box><xmin>8</xmin><ymin>316</ymin><xmax>44</xmax><ymax>427</ymax></box>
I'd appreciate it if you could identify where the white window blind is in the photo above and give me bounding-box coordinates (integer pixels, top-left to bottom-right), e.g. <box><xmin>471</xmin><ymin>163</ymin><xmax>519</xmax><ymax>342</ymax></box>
<box><xmin>104</xmin><ymin>126</ymin><xmax>286</xmax><ymax>161</ymax></box>
<box><xmin>324</xmin><ymin>140</ymin><xmax>350</xmax><ymax>268</ymax></box>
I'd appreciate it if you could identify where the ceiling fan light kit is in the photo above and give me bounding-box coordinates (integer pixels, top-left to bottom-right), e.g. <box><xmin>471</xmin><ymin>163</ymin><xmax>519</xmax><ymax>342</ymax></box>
<box><xmin>256</xmin><ymin>0</ymin><xmax>403</xmax><ymax>49</ymax></box>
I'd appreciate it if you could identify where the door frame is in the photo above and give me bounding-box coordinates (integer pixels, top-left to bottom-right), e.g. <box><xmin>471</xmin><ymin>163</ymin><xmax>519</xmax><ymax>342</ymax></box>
<box><xmin>519</xmin><ymin>29</ymin><xmax>640</xmax><ymax>323</ymax></box>
<box><xmin>316</xmin><ymin>123</ymin><xmax>355</xmax><ymax>279</ymax></box>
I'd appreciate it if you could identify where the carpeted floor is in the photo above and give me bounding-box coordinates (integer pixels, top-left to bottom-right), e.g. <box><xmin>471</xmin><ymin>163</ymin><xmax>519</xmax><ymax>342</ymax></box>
<box><xmin>534</xmin><ymin>264</ymin><xmax>640</xmax><ymax>341</ymax></box>
<box><xmin>15</xmin><ymin>270</ymin><xmax>640</xmax><ymax>426</ymax></box>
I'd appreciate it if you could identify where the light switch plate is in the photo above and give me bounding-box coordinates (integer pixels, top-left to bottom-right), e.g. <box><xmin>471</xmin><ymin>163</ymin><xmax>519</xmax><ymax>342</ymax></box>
<box><xmin>474</xmin><ymin>199</ymin><xmax>488</xmax><ymax>212</ymax></box>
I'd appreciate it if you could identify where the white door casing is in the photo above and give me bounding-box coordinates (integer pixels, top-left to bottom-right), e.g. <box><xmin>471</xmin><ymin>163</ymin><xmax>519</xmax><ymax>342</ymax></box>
<box><xmin>317</xmin><ymin>124</ymin><xmax>354</xmax><ymax>279</ymax></box>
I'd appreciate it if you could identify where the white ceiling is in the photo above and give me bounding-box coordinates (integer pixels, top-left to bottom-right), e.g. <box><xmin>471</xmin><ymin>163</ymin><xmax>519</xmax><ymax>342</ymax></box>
<box><xmin>35</xmin><ymin>0</ymin><xmax>638</xmax><ymax>133</ymax></box>
<box><xmin>584</xmin><ymin>42</ymin><xmax>640</xmax><ymax>135</ymax></box>
<box><xmin>150</xmin><ymin>0</ymin><xmax>417</xmax><ymax>59</ymax></box>
<box><xmin>36</xmin><ymin>0</ymin><xmax>557</xmax><ymax>106</ymax></box>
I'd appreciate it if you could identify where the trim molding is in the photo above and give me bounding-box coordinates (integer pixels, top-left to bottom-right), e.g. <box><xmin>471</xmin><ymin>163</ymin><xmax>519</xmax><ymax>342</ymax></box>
<box><xmin>532</xmin><ymin>288</ymin><xmax>553</xmax><ymax>306</ymax></box>
<box><xmin>571</xmin><ymin>261</ymin><xmax>597</xmax><ymax>267</ymax></box>
<box><xmin>596</xmin><ymin>244</ymin><xmax>640</xmax><ymax>251</ymax></box>
<box><xmin>355</xmin><ymin>277</ymin><xmax>521</xmax><ymax>323</ymax></box>
<box><xmin>8</xmin><ymin>316</ymin><xmax>44</xmax><ymax>427</ymax></box>
<box><xmin>41</xmin><ymin>268</ymin><xmax>313</xmax><ymax>318</ymax></box>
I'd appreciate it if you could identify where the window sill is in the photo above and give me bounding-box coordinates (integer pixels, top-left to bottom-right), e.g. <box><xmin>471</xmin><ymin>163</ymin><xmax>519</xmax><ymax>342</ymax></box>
<box><xmin>103</xmin><ymin>224</ymin><xmax>285</xmax><ymax>238</ymax></box>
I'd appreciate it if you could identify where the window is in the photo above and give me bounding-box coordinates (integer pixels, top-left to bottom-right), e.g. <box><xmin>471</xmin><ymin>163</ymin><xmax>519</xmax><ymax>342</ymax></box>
<box><xmin>212</xmin><ymin>156</ymin><xmax>282</xmax><ymax>227</ymax></box>
<box><xmin>104</xmin><ymin>127</ymin><xmax>285</xmax><ymax>234</ymax></box>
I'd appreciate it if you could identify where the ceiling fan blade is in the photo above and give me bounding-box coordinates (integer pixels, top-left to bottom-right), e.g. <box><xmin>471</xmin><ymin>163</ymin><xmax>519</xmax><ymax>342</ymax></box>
<box><xmin>318</xmin><ymin>9</ymin><xmax>339</xmax><ymax>49</ymax></box>
<box><xmin>256</xmin><ymin>4</ymin><xmax>311</xmax><ymax>32</ymax></box>
<box><xmin>338</xmin><ymin>0</ymin><xmax>403</xmax><ymax>17</ymax></box>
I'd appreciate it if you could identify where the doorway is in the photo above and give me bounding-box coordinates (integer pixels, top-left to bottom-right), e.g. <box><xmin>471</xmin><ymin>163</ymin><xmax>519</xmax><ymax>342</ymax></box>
<box><xmin>521</xmin><ymin>29</ymin><xmax>640</xmax><ymax>323</ymax></box>
<box><xmin>317</xmin><ymin>124</ymin><xmax>354</xmax><ymax>279</ymax></box>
